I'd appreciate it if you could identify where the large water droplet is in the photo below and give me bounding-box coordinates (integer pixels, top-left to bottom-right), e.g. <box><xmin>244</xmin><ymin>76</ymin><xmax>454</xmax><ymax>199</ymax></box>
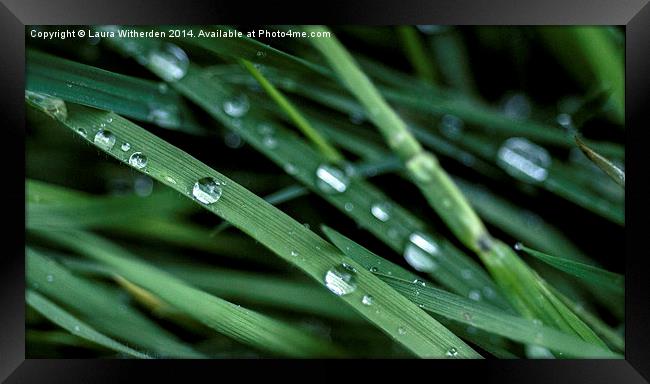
<box><xmin>497</xmin><ymin>137</ymin><xmax>551</xmax><ymax>183</ymax></box>
<box><xmin>362</xmin><ymin>295</ymin><xmax>374</xmax><ymax>306</ymax></box>
<box><xmin>93</xmin><ymin>130</ymin><xmax>116</xmax><ymax>151</ymax></box>
<box><xmin>315</xmin><ymin>165</ymin><xmax>350</xmax><ymax>194</ymax></box>
<box><xmin>223</xmin><ymin>94</ymin><xmax>250</xmax><ymax>118</ymax></box>
<box><xmin>26</xmin><ymin>91</ymin><xmax>68</xmax><ymax>121</ymax></box>
<box><xmin>324</xmin><ymin>263</ymin><xmax>358</xmax><ymax>296</ymax></box>
<box><xmin>192</xmin><ymin>177</ymin><xmax>223</xmax><ymax>205</ymax></box>
<box><xmin>371</xmin><ymin>202</ymin><xmax>392</xmax><ymax>222</ymax></box>
<box><xmin>148</xmin><ymin>43</ymin><xmax>189</xmax><ymax>81</ymax></box>
<box><xmin>403</xmin><ymin>232</ymin><xmax>439</xmax><ymax>272</ymax></box>
<box><xmin>128</xmin><ymin>152</ymin><xmax>148</xmax><ymax>169</ymax></box>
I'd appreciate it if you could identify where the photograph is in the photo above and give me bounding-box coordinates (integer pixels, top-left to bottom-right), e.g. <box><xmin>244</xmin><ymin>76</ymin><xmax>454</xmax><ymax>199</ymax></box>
<box><xmin>24</xmin><ymin>24</ymin><xmax>625</xmax><ymax>359</ymax></box>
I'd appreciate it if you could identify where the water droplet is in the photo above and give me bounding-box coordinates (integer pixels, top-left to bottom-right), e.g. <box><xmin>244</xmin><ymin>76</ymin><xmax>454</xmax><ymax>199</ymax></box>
<box><xmin>462</xmin><ymin>312</ymin><xmax>473</xmax><ymax>321</ymax></box>
<box><xmin>370</xmin><ymin>202</ymin><xmax>392</xmax><ymax>222</ymax></box>
<box><xmin>164</xmin><ymin>176</ymin><xmax>177</xmax><ymax>185</ymax></box>
<box><xmin>556</xmin><ymin>113</ymin><xmax>573</xmax><ymax>130</ymax></box>
<box><xmin>446</xmin><ymin>347</ymin><xmax>458</xmax><ymax>357</ymax></box>
<box><xmin>413</xmin><ymin>279</ymin><xmax>426</xmax><ymax>287</ymax></box>
<box><xmin>344</xmin><ymin>202</ymin><xmax>354</xmax><ymax>212</ymax></box>
<box><xmin>503</xmin><ymin>93</ymin><xmax>531</xmax><ymax>120</ymax></box>
<box><xmin>25</xmin><ymin>91</ymin><xmax>68</xmax><ymax>121</ymax></box>
<box><xmin>223</xmin><ymin>94</ymin><xmax>250</xmax><ymax>118</ymax></box>
<box><xmin>362</xmin><ymin>295</ymin><xmax>374</xmax><ymax>306</ymax></box>
<box><xmin>461</xmin><ymin>269</ymin><xmax>473</xmax><ymax>280</ymax></box>
<box><xmin>224</xmin><ymin>132</ymin><xmax>243</xmax><ymax>149</ymax></box>
<box><xmin>514</xmin><ymin>242</ymin><xmax>523</xmax><ymax>251</ymax></box>
<box><xmin>369</xmin><ymin>266</ymin><xmax>379</xmax><ymax>273</ymax></box>
<box><xmin>532</xmin><ymin>318</ymin><xmax>543</xmax><ymax>327</ymax></box>
<box><xmin>120</xmin><ymin>142</ymin><xmax>131</xmax><ymax>152</ymax></box>
<box><xmin>315</xmin><ymin>164</ymin><xmax>350</xmax><ymax>194</ymax></box>
<box><xmin>74</xmin><ymin>325</ymin><xmax>80</xmax><ymax>332</ymax></box>
<box><xmin>148</xmin><ymin>104</ymin><xmax>181</xmax><ymax>128</ymax></box>
<box><xmin>497</xmin><ymin>137</ymin><xmax>551</xmax><ymax>183</ymax></box>
<box><xmin>263</xmin><ymin>135</ymin><xmax>278</xmax><ymax>149</ymax></box>
<box><xmin>397</xmin><ymin>326</ymin><xmax>407</xmax><ymax>335</ymax></box>
<box><xmin>468</xmin><ymin>290</ymin><xmax>481</xmax><ymax>301</ymax></box>
<box><xmin>324</xmin><ymin>263</ymin><xmax>358</xmax><ymax>296</ymax></box>
<box><xmin>76</xmin><ymin>128</ymin><xmax>87</xmax><ymax>137</ymax></box>
<box><xmin>291</xmin><ymin>250</ymin><xmax>299</xmax><ymax>257</ymax></box>
<box><xmin>482</xmin><ymin>286</ymin><xmax>496</xmax><ymax>299</ymax></box>
<box><xmin>46</xmin><ymin>274</ymin><xmax>54</xmax><ymax>283</ymax></box>
<box><xmin>283</xmin><ymin>163</ymin><xmax>298</xmax><ymax>175</ymax></box>
<box><xmin>403</xmin><ymin>232</ymin><xmax>439</xmax><ymax>272</ymax></box>
<box><xmin>349</xmin><ymin>110</ymin><xmax>365</xmax><ymax>125</ymax></box>
<box><xmin>303</xmin><ymin>223</ymin><xmax>311</xmax><ymax>230</ymax></box>
<box><xmin>158</xmin><ymin>83</ymin><xmax>169</xmax><ymax>93</ymax></box>
<box><xmin>93</xmin><ymin>130</ymin><xmax>116</xmax><ymax>151</ymax></box>
<box><xmin>148</xmin><ymin>43</ymin><xmax>189</xmax><ymax>81</ymax></box>
<box><xmin>192</xmin><ymin>177</ymin><xmax>223</xmax><ymax>205</ymax></box>
<box><xmin>439</xmin><ymin>114</ymin><xmax>464</xmax><ymax>139</ymax></box>
<box><xmin>134</xmin><ymin>176</ymin><xmax>153</xmax><ymax>197</ymax></box>
<box><xmin>128</xmin><ymin>152</ymin><xmax>148</xmax><ymax>169</ymax></box>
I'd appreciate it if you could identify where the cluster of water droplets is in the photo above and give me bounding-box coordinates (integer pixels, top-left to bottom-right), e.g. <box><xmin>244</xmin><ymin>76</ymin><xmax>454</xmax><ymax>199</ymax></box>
<box><xmin>496</xmin><ymin>137</ymin><xmax>551</xmax><ymax>183</ymax></box>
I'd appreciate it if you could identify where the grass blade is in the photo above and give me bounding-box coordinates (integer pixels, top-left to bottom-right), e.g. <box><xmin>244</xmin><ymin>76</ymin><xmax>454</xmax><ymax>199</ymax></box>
<box><xmin>575</xmin><ymin>135</ymin><xmax>625</xmax><ymax>188</ymax></box>
<box><xmin>26</xmin><ymin>290</ymin><xmax>151</xmax><ymax>359</ymax></box>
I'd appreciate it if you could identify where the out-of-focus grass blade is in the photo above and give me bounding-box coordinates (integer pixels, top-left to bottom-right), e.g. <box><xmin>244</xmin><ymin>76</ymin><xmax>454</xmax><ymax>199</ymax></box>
<box><xmin>26</xmin><ymin>50</ymin><xmax>202</xmax><ymax>133</ymax></box>
<box><xmin>28</xmin><ymin>97</ymin><xmax>480</xmax><ymax>358</ymax></box>
<box><xmin>516</xmin><ymin>243</ymin><xmax>624</xmax><ymax>299</ymax></box>
<box><xmin>322</xmin><ymin>226</ymin><xmax>620</xmax><ymax>358</ymax></box>
<box><xmin>26</xmin><ymin>290</ymin><xmax>151</xmax><ymax>359</ymax></box>
<box><xmin>37</xmin><ymin>229</ymin><xmax>344</xmax><ymax>358</ymax></box>
<box><xmin>26</xmin><ymin>248</ymin><xmax>204</xmax><ymax>358</ymax></box>
<box><xmin>575</xmin><ymin>136</ymin><xmax>625</xmax><ymax>188</ymax></box>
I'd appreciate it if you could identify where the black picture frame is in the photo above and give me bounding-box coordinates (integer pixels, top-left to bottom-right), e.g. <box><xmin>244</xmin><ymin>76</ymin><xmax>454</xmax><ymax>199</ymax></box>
<box><xmin>2</xmin><ymin>0</ymin><xmax>649</xmax><ymax>382</ymax></box>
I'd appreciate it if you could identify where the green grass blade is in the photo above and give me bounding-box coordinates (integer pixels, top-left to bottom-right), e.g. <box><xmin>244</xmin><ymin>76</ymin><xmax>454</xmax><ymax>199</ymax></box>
<box><xmin>26</xmin><ymin>248</ymin><xmax>204</xmax><ymax>358</ymax></box>
<box><xmin>36</xmin><ymin>229</ymin><xmax>344</xmax><ymax>357</ymax></box>
<box><xmin>28</xmin><ymin>96</ymin><xmax>480</xmax><ymax>358</ymax></box>
<box><xmin>575</xmin><ymin>135</ymin><xmax>625</xmax><ymax>188</ymax></box>
<box><xmin>516</xmin><ymin>243</ymin><xmax>624</xmax><ymax>298</ymax></box>
<box><xmin>26</xmin><ymin>50</ymin><xmax>202</xmax><ymax>133</ymax></box>
<box><xmin>240</xmin><ymin>58</ymin><xmax>343</xmax><ymax>162</ymax></box>
<box><xmin>26</xmin><ymin>290</ymin><xmax>151</xmax><ymax>359</ymax></box>
<box><xmin>396</xmin><ymin>26</ymin><xmax>437</xmax><ymax>83</ymax></box>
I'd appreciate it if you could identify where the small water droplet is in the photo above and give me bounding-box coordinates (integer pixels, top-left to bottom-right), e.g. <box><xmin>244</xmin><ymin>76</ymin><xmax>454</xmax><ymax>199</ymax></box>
<box><xmin>128</xmin><ymin>152</ymin><xmax>148</xmax><ymax>169</ymax></box>
<box><xmin>370</xmin><ymin>202</ymin><xmax>392</xmax><ymax>222</ymax></box>
<box><xmin>514</xmin><ymin>242</ymin><xmax>523</xmax><ymax>251</ymax></box>
<box><xmin>303</xmin><ymin>223</ymin><xmax>311</xmax><ymax>230</ymax></box>
<box><xmin>462</xmin><ymin>312</ymin><xmax>473</xmax><ymax>321</ymax></box>
<box><xmin>93</xmin><ymin>130</ymin><xmax>116</xmax><ymax>151</ymax></box>
<box><xmin>344</xmin><ymin>202</ymin><xmax>354</xmax><ymax>212</ymax></box>
<box><xmin>148</xmin><ymin>104</ymin><xmax>181</xmax><ymax>128</ymax></box>
<box><xmin>556</xmin><ymin>113</ymin><xmax>573</xmax><ymax>130</ymax></box>
<box><xmin>446</xmin><ymin>347</ymin><xmax>458</xmax><ymax>357</ymax></box>
<box><xmin>461</xmin><ymin>269</ymin><xmax>473</xmax><ymax>280</ymax></box>
<box><xmin>497</xmin><ymin>137</ymin><xmax>551</xmax><ymax>183</ymax></box>
<box><xmin>223</xmin><ymin>94</ymin><xmax>250</xmax><ymax>118</ymax></box>
<box><xmin>148</xmin><ymin>43</ymin><xmax>189</xmax><ymax>81</ymax></box>
<box><xmin>224</xmin><ymin>132</ymin><xmax>243</xmax><ymax>149</ymax></box>
<box><xmin>468</xmin><ymin>290</ymin><xmax>481</xmax><ymax>301</ymax></box>
<box><xmin>413</xmin><ymin>279</ymin><xmax>426</xmax><ymax>287</ymax></box>
<box><xmin>362</xmin><ymin>295</ymin><xmax>374</xmax><ymax>306</ymax></box>
<box><xmin>397</xmin><ymin>326</ymin><xmax>407</xmax><ymax>335</ymax></box>
<box><xmin>164</xmin><ymin>176</ymin><xmax>177</xmax><ymax>185</ymax></box>
<box><xmin>76</xmin><ymin>128</ymin><xmax>87</xmax><ymax>137</ymax></box>
<box><xmin>403</xmin><ymin>232</ymin><xmax>439</xmax><ymax>272</ymax></box>
<box><xmin>263</xmin><ymin>135</ymin><xmax>278</xmax><ymax>149</ymax></box>
<box><xmin>324</xmin><ymin>263</ymin><xmax>358</xmax><ymax>296</ymax></box>
<box><xmin>284</xmin><ymin>163</ymin><xmax>298</xmax><ymax>175</ymax></box>
<box><xmin>192</xmin><ymin>177</ymin><xmax>223</xmax><ymax>205</ymax></box>
<box><xmin>503</xmin><ymin>93</ymin><xmax>531</xmax><ymax>120</ymax></box>
<box><xmin>369</xmin><ymin>266</ymin><xmax>379</xmax><ymax>273</ymax></box>
<box><xmin>74</xmin><ymin>325</ymin><xmax>80</xmax><ymax>332</ymax></box>
<box><xmin>46</xmin><ymin>274</ymin><xmax>54</xmax><ymax>283</ymax></box>
<box><xmin>120</xmin><ymin>142</ymin><xmax>131</xmax><ymax>152</ymax></box>
<box><xmin>439</xmin><ymin>114</ymin><xmax>464</xmax><ymax>139</ymax></box>
<box><xmin>349</xmin><ymin>110</ymin><xmax>365</xmax><ymax>125</ymax></box>
<box><xmin>158</xmin><ymin>83</ymin><xmax>169</xmax><ymax>93</ymax></box>
<box><xmin>291</xmin><ymin>250</ymin><xmax>299</xmax><ymax>257</ymax></box>
<box><xmin>315</xmin><ymin>164</ymin><xmax>350</xmax><ymax>194</ymax></box>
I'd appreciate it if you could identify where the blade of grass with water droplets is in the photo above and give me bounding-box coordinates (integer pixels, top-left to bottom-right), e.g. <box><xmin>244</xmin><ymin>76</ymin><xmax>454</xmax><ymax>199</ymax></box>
<box><xmin>26</xmin><ymin>290</ymin><xmax>151</xmax><ymax>359</ymax></box>
<box><xmin>29</xmin><ymin>97</ymin><xmax>480</xmax><ymax>358</ymax></box>
<box><xmin>322</xmin><ymin>226</ymin><xmax>619</xmax><ymax>358</ymax></box>
<box><xmin>26</xmin><ymin>49</ymin><xmax>202</xmax><ymax>133</ymax></box>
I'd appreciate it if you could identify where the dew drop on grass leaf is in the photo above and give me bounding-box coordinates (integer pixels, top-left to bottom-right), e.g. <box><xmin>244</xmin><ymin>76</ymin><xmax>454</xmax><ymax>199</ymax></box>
<box><xmin>439</xmin><ymin>114</ymin><xmax>464</xmax><ymax>139</ymax></box>
<box><xmin>128</xmin><ymin>152</ymin><xmax>148</xmax><ymax>169</ymax></box>
<box><xmin>446</xmin><ymin>347</ymin><xmax>458</xmax><ymax>357</ymax></box>
<box><xmin>361</xmin><ymin>295</ymin><xmax>374</xmax><ymax>306</ymax></box>
<box><xmin>223</xmin><ymin>94</ymin><xmax>250</xmax><ymax>118</ymax></box>
<box><xmin>263</xmin><ymin>136</ymin><xmax>278</xmax><ymax>149</ymax></box>
<box><xmin>290</xmin><ymin>250</ymin><xmax>299</xmax><ymax>257</ymax></box>
<box><xmin>315</xmin><ymin>164</ymin><xmax>350</xmax><ymax>194</ymax></box>
<box><xmin>468</xmin><ymin>290</ymin><xmax>482</xmax><ymax>301</ymax></box>
<box><xmin>46</xmin><ymin>274</ymin><xmax>54</xmax><ymax>283</ymax></box>
<box><xmin>148</xmin><ymin>43</ymin><xmax>189</xmax><ymax>81</ymax></box>
<box><xmin>192</xmin><ymin>177</ymin><xmax>223</xmax><ymax>205</ymax></box>
<box><xmin>121</xmin><ymin>142</ymin><xmax>131</xmax><ymax>152</ymax></box>
<box><xmin>497</xmin><ymin>137</ymin><xmax>551</xmax><ymax>183</ymax></box>
<box><xmin>397</xmin><ymin>326</ymin><xmax>406</xmax><ymax>335</ymax></box>
<box><xmin>344</xmin><ymin>202</ymin><xmax>354</xmax><ymax>212</ymax></box>
<box><xmin>370</xmin><ymin>202</ymin><xmax>392</xmax><ymax>222</ymax></box>
<box><xmin>324</xmin><ymin>263</ymin><xmax>358</xmax><ymax>296</ymax></box>
<box><xmin>404</xmin><ymin>232</ymin><xmax>439</xmax><ymax>272</ymax></box>
<box><xmin>92</xmin><ymin>130</ymin><xmax>116</xmax><ymax>151</ymax></box>
<box><xmin>26</xmin><ymin>91</ymin><xmax>68</xmax><ymax>121</ymax></box>
<box><xmin>502</xmin><ymin>93</ymin><xmax>531</xmax><ymax>120</ymax></box>
<box><xmin>76</xmin><ymin>128</ymin><xmax>87</xmax><ymax>137</ymax></box>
